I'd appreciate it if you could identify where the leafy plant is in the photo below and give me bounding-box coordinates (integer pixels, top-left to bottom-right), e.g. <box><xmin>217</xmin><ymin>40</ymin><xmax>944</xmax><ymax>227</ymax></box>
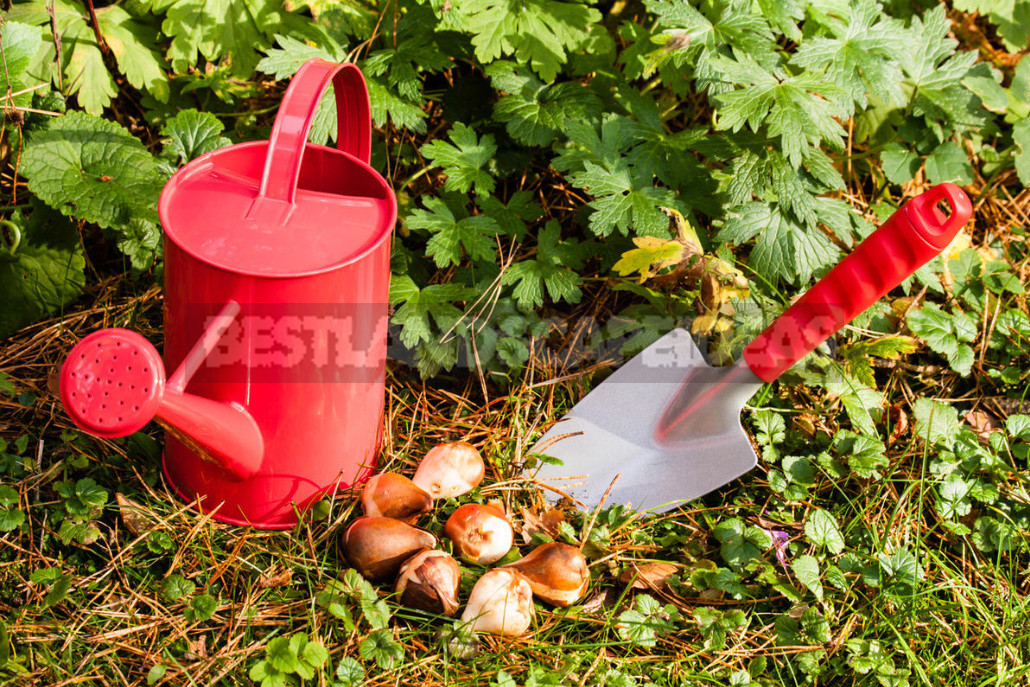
<box><xmin>616</xmin><ymin>594</ymin><xmax>681</xmax><ymax>648</ymax></box>
<box><xmin>249</xmin><ymin>633</ymin><xmax>330</xmax><ymax>687</ymax></box>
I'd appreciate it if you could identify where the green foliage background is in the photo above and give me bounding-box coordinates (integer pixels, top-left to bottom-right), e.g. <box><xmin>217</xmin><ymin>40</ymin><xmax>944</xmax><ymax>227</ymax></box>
<box><xmin>6</xmin><ymin>0</ymin><xmax>1029</xmax><ymax>375</ymax></box>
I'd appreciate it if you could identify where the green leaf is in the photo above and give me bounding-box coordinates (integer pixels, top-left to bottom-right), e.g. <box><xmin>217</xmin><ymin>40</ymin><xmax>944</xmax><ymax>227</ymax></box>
<box><xmin>43</xmin><ymin>0</ymin><xmax>117</xmax><ymax>114</ymax></box>
<box><xmin>358</xmin><ymin>629</ymin><xmax>404</xmax><ymax>670</ymax></box>
<box><xmin>187</xmin><ymin>593</ymin><xmax>218</xmax><ymax>622</ymax></box>
<box><xmin>900</xmin><ymin>6</ymin><xmax>984</xmax><ymax>133</ymax></box>
<box><xmin>1013</xmin><ymin>118</ymin><xmax>1030</xmax><ymax>187</ymax></box>
<box><xmin>146</xmin><ymin>665</ymin><xmax>167</xmax><ymax>685</ymax></box>
<box><xmin>908</xmin><ymin>303</ymin><xmax>976</xmax><ymax>375</ymax></box>
<box><xmin>500</xmin><ymin>221</ymin><xmax>589</xmax><ymax>308</ymax></box>
<box><xmin>155</xmin><ymin>0</ymin><xmax>284</xmax><ymax>77</ymax></box>
<box><xmin>713</xmin><ymin>53</ymin><xmax>848</xmax><ymax>168</ymax></box>
<box><xmin>790</xmin><ymin>0</ymin><xmax>905</xmax><ymax>111</ymax></box>
<box><xmin>805</xmin><ymin>509</ymin><xmax>845</xmax><ymax>555</ymax></box>
<box><xmin>0</xmin><ymin>203</ymin><xmax>86</xmax><ymax>338</ymax></box>
<box><xmin>713</xmin><ymin>518</ymin><xmax>763</xmax><ymax>570</ymax></box>
<box><xmin>487</xmin><ymin>62</ymin><xmax>601</xmax><ymax>146</ymax></box>
<box><xmin>421</xmin><ymin>124</ymin><xmax>498</xmax><ymax>196</ymax></box>
<box><xmin>334</xmin><ymin>657</ymin><xmax>365</xmax><ymax>686</ymax></box>
<box><xmin>302</xmin><ymin>641</ymin><xmax>329</xmax><ymax>668</ymax></box>
<box><xmin>21</xmin><ymin>112</ymin><xmax>165</xmax><ymax>230</ymax></box>
<box><xmin>43</xmin><ymin>574</ymin><xmax>72</xmax><ymax>608</ymax></box>
<box><xmin>753</xmin><ymin>410</ymin><xmax>786</xmax><ymax>462</ymax></box>
<box><xmin>0</xmin><ymin>22</ymin><xmax>46</xmax><ymax>110</ymax></box>
<box><xmin>924</xmin><ymin>141</ymin><xmax>974</xmax><ymax>185</ymax></box>
<box><xmin>616</xmin><ymin>594</ymin><xmax>678</xmax><ymax>647</ymax></box>
<box><xmin>407</xmin><ymin>197</ymin><xmax>499</xmax><ymax>268</ymax></box>
<box><xmin>912</xmin><ymin>398</ymin><xmax>961</xmax><ymax>447</ymax></box>
<box><xmin>491</xmin><ymin>670</ymin><xmax>517</xmax><ymax>687</ymax></box>
<box><xmin>101</xmin><ymin>5</ymin><xmax>169</xmax><ymax>104</ymax></box>
<box><xmin>474</xmin><ymin>191</ymin><xmax>543</xmax><ymax>240</ymax></box>
<box><xmin>718</xmin><ymin>202</ymin><xmax>838</xmax><ymax>285</ymax></box>
<box><xmin>0</xmin><ymin>508</ymin><xmax>25</xmax><ymax>532</ymax></box>
<box><xmin>463</xmin><ymin>0</ymin><xmax>601</xmax><ymax>82</ymax></box>
<box><xmin>161</xmin><ymin>110</ymin><xmax>231</xmax><ymax>164</ymax></box>
<box><xmin>30</xmin><ymin>567</ymin><xmax>62</xmax><ymax>584</ymax></box>
<box><xmin>162</xmin><ymin>575</ymin><xmax>196</xmax><ymax>602</ymax></box>
<box><xmin>266</xmin><ymin>636</ymin><xmax>302</xmax><ymax>674</ymax></box>
<box><xmin>834</xmin><ymin>430</ymin><xmax>888</xmax><ymax>480</ymax></box>
<box><xmin>1007</xmin><ymin>415</ymin><xmax>1030</xmax><ymax>442</ymax></box>
<box><xmin>570</xmin><ymin>160</ymin><xmax>678</xmax><ymax>238</ymax></box>
<box><xmin>880</xmin><ymin>143</ymin><xmax>921</xmax><ymax>185</ymax></box>
<box><xmin>800</xmin><ymin>607</ymin><xmax>831</xmax><ymax>643</ymax></box>
<box><xmin>792</xmin><ymin>555</ymin><xmax>824</xmax><ymax>600</ymax></box>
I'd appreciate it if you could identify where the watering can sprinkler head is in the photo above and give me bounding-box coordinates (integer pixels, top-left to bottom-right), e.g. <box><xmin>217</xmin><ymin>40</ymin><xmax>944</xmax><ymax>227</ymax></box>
<box><xmin>59</xmin><ymin>302</ymin><xmax>264</xmax><ymax>480</ymax></box>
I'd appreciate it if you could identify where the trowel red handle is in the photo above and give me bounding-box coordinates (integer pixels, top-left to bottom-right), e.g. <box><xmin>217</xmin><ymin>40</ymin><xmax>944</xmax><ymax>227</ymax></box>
<box><xmin>743</xmin><ymin>183</ymin><xmax>972</xmax><ymax>382</ymax></box>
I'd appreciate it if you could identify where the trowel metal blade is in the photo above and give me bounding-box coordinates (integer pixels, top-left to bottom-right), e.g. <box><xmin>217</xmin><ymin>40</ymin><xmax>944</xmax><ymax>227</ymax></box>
<box><xmin>527</xmin><ymin>328</ymin><xmax>764</xmax><ymax>513</ymax></box>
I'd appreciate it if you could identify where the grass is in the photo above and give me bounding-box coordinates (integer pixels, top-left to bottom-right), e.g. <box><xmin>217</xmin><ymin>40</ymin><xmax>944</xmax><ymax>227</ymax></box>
<box><xmin>1</xmin><ymin>224</ymin><xmax>1029</xmax><ymax>687</ymax></box>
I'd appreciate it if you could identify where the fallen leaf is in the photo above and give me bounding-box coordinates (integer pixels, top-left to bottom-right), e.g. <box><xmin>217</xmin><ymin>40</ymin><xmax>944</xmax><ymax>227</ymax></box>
<box><xmin>257</xmin><ymin>566</ymin><xmax>293</xmax><ymax>589</ymax></box>
<box><xmin>887</xmin><ymin>404</ymin><xmax>909</xmax><ymax>446</ymax></box>
<box><xmin>183</xmin><ymin>635</ymin><xmax>207</xmax><ymax>661</ymax></box>
<box><xmin>963</xmin><ymin>409</ymin><xmax>1001</xmax><ymax>442</ymax></box>
<box><xmin>578</xmin><ymin>587</ymin><xmax>616</xmax><ymax>615</ymax></box>
<box><xmin>116</xmin><ymin>493</ymin><xmax>156</xmax><ymax>536</ymax></box>
<box><xmin>518</xmin><ymin>506</ymin><xmax>566</xmax><ymax>544</ymax></box>
<box><xmin>619</xmin><ymin>562</ymin><xmax>680</xmax><ymax>591</ymax></box>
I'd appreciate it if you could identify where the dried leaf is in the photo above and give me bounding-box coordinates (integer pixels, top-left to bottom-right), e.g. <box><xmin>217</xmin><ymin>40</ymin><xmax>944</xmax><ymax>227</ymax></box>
<box><xmin>963</xmin><ymin>410</ymin><xmax>1001</xmax><ymax>442</ymax></box>
<box><xmin>619</xmin><ymin>562</ymin><xmax>680</xmax><ymax>591</ymax></box>
<box><xmin>517</xmin><ymin>505</ymin><xmax>566</xmax><ymax>544</ymax></box>
<box><xmin>116</xmin><ymin>493</ymin><xmax>156</xmax><ymax>536</ymax></box>
<box><xmin>577</xmin><ymin>586</ymin><xmax>617</xmax><ymax>615</ymax></box>
<box><xmin>183</xmin><ymin>634</ymin><xmax>207</xmax><ymax>661</ymax></box>
<box><xmin>257</xmin><ymin>566</ymin><xmax>293</xmax><ymax>589</ymax></box>
<box><xmin>887</xmin><ymin>404</ymin><xmax>909</xmax><ymax>446</ymax></box>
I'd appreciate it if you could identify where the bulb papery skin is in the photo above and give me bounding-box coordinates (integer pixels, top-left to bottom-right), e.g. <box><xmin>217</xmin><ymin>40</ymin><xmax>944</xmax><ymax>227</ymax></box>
<box><xmin>461</xmin><ymin>569</ymin><xmax>534</xmax><ymax>636</ymax></box>
<box><xmin>503</xmin><ymin>542</ymin><xmax>589</xmax><ymax>607</ymax></box>
<box><xmin>445</xmin><ymin>504</ymin><xmax>514</xmax><ymax>565</ymax></box>
<box><xmin>342</xmin><ymin>516</ymin><xmax>437</xmax><ymax>581</ymax></box>
<box><xmin>361</xmin><ymin>472</ymin><xmax>433</xmax><ymax>523</ymax></box>
<box><xmin>396</xmin><ymin>549</ymin><xmax>462</xmax><ymax>617</ymax></box>
<box><xmin>412</xmin><ymin>442</ymin><xmax>486</xmax><ymax>499</ymax></box>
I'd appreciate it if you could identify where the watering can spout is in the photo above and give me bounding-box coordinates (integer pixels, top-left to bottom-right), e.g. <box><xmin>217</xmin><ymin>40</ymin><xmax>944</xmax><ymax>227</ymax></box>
<box><xmin>154</xmin><ymin>391</ymin><xmax>264</xmax><ymax>479</ymax></box>
<box><xmin>59</xmin><ymin>301</ymin><xmax>265</xmax><ymax>480</ymax></box>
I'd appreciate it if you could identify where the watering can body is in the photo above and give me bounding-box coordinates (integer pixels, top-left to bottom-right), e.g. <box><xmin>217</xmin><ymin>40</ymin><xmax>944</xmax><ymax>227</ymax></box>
<box><xmin>59</xmin><ymin>60</ymin><xmax>396</xmax><ymax>529</ymax></box>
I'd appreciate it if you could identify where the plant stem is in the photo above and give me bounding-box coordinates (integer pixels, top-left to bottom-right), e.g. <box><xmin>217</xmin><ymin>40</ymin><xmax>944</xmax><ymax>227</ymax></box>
<box><xmin>82</xmin><ymin>0</ymin><xmax>109</xmax><ymax>55</ymax></box>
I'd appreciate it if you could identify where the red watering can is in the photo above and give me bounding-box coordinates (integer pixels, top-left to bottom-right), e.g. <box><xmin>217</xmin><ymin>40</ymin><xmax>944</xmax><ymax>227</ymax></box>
<box><xmin>59</xmin><ymin>59</ymin><xmax>397</xmax><ymax>529</ymax></box>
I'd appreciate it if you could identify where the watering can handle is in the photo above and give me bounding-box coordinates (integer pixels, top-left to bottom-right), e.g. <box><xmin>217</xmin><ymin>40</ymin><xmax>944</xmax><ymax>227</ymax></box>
<box><xmin>258</xmin><ymin>58</ymin><xmax>372</xmax><ymax>204</ymax></box>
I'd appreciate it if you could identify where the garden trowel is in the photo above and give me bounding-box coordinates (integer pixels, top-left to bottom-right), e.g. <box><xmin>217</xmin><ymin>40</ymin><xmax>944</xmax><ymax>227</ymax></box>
<box><xmin>528</xmin><ymin>183</ymin><xmax>971</xmax><ymax>512</ymax></box>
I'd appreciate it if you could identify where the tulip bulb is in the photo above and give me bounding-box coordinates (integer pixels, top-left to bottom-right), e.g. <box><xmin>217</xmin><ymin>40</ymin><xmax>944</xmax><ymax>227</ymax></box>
<box><xmin>395</xmin><ymin>549</ymin><xmax>462</xmax><ymax>616</ymax></box>
<box><xmin>412</xmin><ymin>442</ymin><xmax>485</xmax><ymax>499</ymax></box>
<box><xmin>503</xmin><ymin>542</ymin><xmax>589</xmax><ymax>607</ymax></box>
<box><xmin>461</xmin><ymin>569</ymin><xmax>534</xmax><ymax>636</ymax></box>
<box><xmin>445</xmin><ymin>504</ymin><xmax>514</xmax><ymax>565</ymax></box>
<box><xmin>361</xmin><ymin>473</ymin><xmax>433</xmax><ymax>523</ymax></box>
<box><xmin>342</xmin><ymin>516</ymin><xmax>437</xmax><ymax>581</ymax></box>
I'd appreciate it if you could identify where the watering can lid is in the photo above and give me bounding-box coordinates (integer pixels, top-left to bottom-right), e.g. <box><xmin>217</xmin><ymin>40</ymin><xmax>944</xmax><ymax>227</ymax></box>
<box><xmin>159</xmin><ymin>60</ymin><xmax>397</xmax><ymax>278</ymax></box>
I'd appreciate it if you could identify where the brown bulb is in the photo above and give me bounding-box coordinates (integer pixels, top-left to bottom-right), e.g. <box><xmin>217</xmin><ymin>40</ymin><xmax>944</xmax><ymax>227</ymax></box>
<box><xmin>341</xmin><ymin>516</ymin><xmax>437</xmax><ymax>581</ymax></box>
<box><xmin>503</xmin><ymin>542</ymin><xmax>589</xmax><ymax>607</ymax></box>
<box><xmin>361</xmin><ymin>472</ymin><xmax>433</xmax><ymax>523</ymax></box>
<box><xmin>413</xmin><ymin>442</ymin><xmax>486</xmax><ymax>499</ymax></box>
<box><xmin>396</xmin><ymin>549</ymin><xmax>462</xmax><ymax>616</ymax></box>
<box><xmin>444</xmin><ymin>504</ymin><xmax>514</xmax><ymax>565</ymax></box>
